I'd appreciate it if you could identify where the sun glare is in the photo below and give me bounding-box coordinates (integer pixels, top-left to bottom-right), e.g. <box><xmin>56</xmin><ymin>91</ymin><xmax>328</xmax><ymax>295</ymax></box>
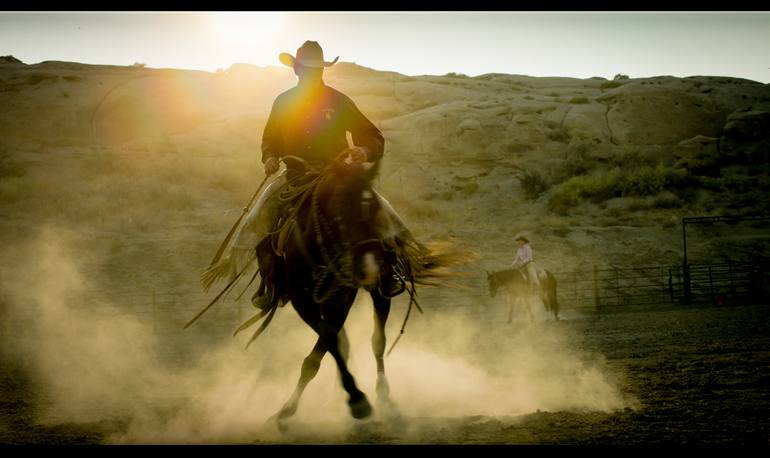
<box><xmin>210</xmin><ymin>12</ymin><xmax>284</xmax><ymax>45</ymax></box>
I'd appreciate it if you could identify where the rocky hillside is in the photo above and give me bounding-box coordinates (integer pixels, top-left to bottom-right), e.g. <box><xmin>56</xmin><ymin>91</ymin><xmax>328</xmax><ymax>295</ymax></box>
<box><xmin>1</xmin><ymin>56</ymin><xmax>769</xmax><ymax>279</ymax></box>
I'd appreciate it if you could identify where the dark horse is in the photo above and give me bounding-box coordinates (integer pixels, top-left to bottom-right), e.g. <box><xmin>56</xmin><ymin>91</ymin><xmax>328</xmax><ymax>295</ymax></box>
<box><xmin>486</xmin><ymin>268</ymin><xmax>560</xmax><ymax>322</ymax></box>
<box><xmin>189</xmin><ymin>152</ymin><xmax>465</xmax><ymax>425</ymax></box>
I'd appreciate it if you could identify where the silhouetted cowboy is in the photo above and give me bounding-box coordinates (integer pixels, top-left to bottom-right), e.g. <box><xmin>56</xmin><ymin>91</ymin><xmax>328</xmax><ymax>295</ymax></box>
<box><xmin>252</xmin><ymin>40</ymin><xmax>406</xmax><ymax>309</ymax></box>
<box><xmin>262</xmin><ymin>40</ymin><xmax>382</xmax><ymax>178</ymax></box>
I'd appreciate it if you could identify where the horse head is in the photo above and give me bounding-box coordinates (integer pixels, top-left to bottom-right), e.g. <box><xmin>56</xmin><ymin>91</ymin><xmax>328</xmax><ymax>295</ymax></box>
<box><xmin>314</xmin><ymin>152</ymin><xmax>385</xmax><ymax>290</ymax></box>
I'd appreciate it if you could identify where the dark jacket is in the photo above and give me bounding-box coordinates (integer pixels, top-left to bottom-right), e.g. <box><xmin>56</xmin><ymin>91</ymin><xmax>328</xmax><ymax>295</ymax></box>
<box><xmin>261</xmin><ymin>83</ymin><xmax>384</xmax><ymax>170</ymax></box>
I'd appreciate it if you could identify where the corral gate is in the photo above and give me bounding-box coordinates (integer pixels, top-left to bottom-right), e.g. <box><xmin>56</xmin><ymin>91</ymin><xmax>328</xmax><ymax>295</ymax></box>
<box><xmin>681</xmin><ymin>214</ymin><xmax>770</xmax><ymax>305</ymax></box>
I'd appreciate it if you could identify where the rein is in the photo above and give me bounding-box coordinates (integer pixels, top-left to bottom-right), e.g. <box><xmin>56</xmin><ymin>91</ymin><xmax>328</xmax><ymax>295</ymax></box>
<box><xmin>241</xmin><ymin>153</ymin><xmax>422</xmax><ymax>355</ymax></box>
<box><xmin>267</xmin><ymin>156</ymin><xmax>362</xmax><ymax>304</ymax></box>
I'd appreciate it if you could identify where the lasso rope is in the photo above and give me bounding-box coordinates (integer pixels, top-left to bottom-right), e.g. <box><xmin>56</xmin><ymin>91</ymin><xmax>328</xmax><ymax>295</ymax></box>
<box><xmin>205</xmin><ymin>153</ymin><xmax>429</xmax><ymax>353</ymax></box>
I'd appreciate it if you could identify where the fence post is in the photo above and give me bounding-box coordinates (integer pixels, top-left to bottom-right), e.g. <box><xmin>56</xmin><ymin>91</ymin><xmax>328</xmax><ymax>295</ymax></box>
<box><xmin>593</xmin><ymin>265</ymin><xmax>600</xmax><ymax>310</ymax></box>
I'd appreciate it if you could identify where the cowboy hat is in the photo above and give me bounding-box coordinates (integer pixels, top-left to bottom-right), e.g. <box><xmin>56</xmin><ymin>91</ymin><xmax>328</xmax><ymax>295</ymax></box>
<box><xmin>279</xmin><ymin>40</ymin><xmax>339</xmax><ymax>68</ymax></box>
<box><xmin>515</xmin><ymin>235</ymin><xmax>530</xmax><ymax>243</ymax></box>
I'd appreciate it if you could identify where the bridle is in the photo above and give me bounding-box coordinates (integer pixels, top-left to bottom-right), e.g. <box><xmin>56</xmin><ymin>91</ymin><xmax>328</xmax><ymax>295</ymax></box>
<box><xmin>268</xmin><ymin>154</ymin><xmax>383</xmax><ymax>303</ymax></box>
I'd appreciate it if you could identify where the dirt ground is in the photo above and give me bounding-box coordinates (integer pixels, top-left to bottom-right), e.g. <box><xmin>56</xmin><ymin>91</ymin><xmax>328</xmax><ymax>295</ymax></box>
<box><xmin>2</xmin><ymin>299</ymin><xmax>769</xmax><ymax>446</ymax></box>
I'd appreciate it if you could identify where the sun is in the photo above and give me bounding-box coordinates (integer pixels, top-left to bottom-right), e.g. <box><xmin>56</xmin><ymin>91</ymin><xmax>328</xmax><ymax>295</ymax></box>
<box><xmin>210</xmin><ymin>12</ymin><xmax>284</xmax><ymax>44</ymax></box>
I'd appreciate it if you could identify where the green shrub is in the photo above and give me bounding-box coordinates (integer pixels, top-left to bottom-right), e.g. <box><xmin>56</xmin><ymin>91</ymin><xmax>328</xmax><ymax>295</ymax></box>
<box><xmin>547</xmin><ymin>163</ymin><xmax>692</xmax><ymax>213</ymax></box>
<box><xmin>621</xmin><ymin>165</ymin><xmax>666</xmax><ymax>196</ymax></box>
<box><xmin>461</xmin><ymin>181</ymin><xmax>479</xmax><ymax>196</ymax></box>
<box><xmin>0</xmin><ymin>144</ymin><xmax>25</xmax><ymax>178</ymax></box>
<box><xmin>520</xmin><ymin>168</ymin><xmax>550</xmax><ymax>200</ymax></box>
<box><xmin>561</xmin><ymin>149</ymin><xmax>592</xmax><ymax>179</ymax></box>
<box><xmin>27</xmin><ymin>73</ymin><xmax>58</xmax><ymax>85</ymax></box>
<box><xmin>502</xmin><ymin>141</ymin><xmax>531</xmax><ymax>154</ymax></box>
<box><xmin>568</xmin><ymin>96</ymin><xmax>589</xmax><ymax>104</ymax></box>
<box><xmin>600</xmin><ymin>80</ymin><xmax>624</xmax><ymax>90</ymax></box>
<box><xmin>547</xmin><ymin>126</ymin><xmax>570</xmax><ymax>143</ymax></box>
<box><xmin>610</xmin><ymin>149</ymin><xmax>656</xmax><ymax>169</ymax></box>
<box><xmin>652</xmin><ymin>192</ymin><xmax>684</xmax><ymax>209</ymax></box>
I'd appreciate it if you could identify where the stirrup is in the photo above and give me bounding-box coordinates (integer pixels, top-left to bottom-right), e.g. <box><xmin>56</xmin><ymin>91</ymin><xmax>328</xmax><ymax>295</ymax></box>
<box><xmin>251</xmin><ymin>294</ymin><xmax>272</xmax><ymax>310</ymax></box>
<box><xmin>251</xmin><ymin>285</ymin><xmax>275</xmax><ymax>310</ymax></box>
<box><xmin>378</xmin><ymin>274</ymin><xmax>406</xmax><ymax>298</ymax></box>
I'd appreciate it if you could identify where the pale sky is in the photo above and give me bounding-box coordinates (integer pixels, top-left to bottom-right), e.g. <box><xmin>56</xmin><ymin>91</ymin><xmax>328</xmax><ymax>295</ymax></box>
<box><xmin>2</xmin><ymin>11</ymin><xmax>770</xmax><ymax>83</ymax></box>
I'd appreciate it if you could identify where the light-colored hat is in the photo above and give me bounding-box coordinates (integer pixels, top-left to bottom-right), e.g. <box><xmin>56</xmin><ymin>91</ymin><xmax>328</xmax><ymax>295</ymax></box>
<box><xmin>279</xmin><ymin>40</ymin><xmax>339</xmax><ymax>68</ymax></box>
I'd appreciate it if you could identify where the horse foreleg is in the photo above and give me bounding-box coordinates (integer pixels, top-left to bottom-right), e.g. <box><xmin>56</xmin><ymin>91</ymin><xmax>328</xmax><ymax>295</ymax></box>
<box><xmin>371</xmin><ymin>291</ymin><xmax>398</xmax><ymax>415</ymax></box>
<box><xmin>319</xmin><ymin>320</ymin><xmax>372</xmax><ymax>420</ymax></box>
<box><xmin>525</xmin><ymin>295</ymin><xmax>535</xmax><ymax>323</ymax></box>
<box><xmin>273</xmin><ymin>337</ymin><xmax>326</xmax><ymax>424</ymax></box>
<box><xmin>338</xmin><ymin>326</ymin><xmax>350</xmax><ymax>362</ymax></box>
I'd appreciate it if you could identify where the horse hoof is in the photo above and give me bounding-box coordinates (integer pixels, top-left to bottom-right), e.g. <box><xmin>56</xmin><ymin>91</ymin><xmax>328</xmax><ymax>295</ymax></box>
<box><xmin>276</xmin><ymin>418</ymin><xmax>289</xmax><ymax>433</ymax></box>
<box><xmin>377</xmin><ymin>398</ymin><xmax>401</xmax><ymax>419</ymax></box>
<box><xmin>266</xmin><ymin>412</ymin><xmax>290</xmax><ymax>433</ymax></box>
<box><xmin>349</xmin><ymin>395</ymin><xmax>373</xmax><ymax>419</ymax></box>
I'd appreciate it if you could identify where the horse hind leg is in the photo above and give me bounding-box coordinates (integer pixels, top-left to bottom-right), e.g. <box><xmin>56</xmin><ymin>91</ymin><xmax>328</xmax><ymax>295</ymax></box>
<box><xmin>371</xmin><ymin>291</ymin><xmax>399</xmax><ymax>416</ymax></box>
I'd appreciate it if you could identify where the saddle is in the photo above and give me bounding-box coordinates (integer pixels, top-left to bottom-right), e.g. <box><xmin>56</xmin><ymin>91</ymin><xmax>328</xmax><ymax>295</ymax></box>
<box><xmin>251</xmin><ymin>169</ymin><xmax>406</xmax><ymax>309</ymax></box>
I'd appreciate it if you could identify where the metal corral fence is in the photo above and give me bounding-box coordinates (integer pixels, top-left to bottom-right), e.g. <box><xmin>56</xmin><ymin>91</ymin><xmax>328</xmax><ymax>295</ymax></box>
<box><xmin>553</xmin><ymin>265</ymin><xmax>673</xmax><ymax>309</ymax></box>
<box><xmin>10</xmin><ymin>261</ymin><xmax>765</xmax><ymax>333</ymax></box>
<box><xmin>554</xmin><ymin>261</ymin><xmax>770</xmax><ymax>310</ymax></box>
<box><xmin>669</xmin><ymin>262</ymin><xmax>770</xmax><ymax>306</ymax></box>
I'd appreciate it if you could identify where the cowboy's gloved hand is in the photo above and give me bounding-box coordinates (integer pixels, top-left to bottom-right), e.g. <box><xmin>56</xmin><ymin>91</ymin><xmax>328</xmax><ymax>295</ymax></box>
<box><xmin>348</xmin><ymin>147</ymin><xmax>370</xmax><ymax>164</ymax></box>
<box><xmin>264</xmin><ymin>157</ymin><xmax>279</xmax><ymax>176</ymax></box>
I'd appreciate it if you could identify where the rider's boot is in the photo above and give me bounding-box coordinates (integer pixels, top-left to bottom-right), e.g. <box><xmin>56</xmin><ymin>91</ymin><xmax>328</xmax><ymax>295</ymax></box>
<box><xmin>252</xmin><ymin>245</ymin><xmax>278</xmax><ymax>310</ymax></box>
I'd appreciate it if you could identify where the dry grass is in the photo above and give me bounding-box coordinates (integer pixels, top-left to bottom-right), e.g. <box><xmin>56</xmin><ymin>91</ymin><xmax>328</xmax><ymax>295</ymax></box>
<box><xmin>0</xmin><ymin>148</ymin><xmax>254</xmax><ymax>237</ymax></box>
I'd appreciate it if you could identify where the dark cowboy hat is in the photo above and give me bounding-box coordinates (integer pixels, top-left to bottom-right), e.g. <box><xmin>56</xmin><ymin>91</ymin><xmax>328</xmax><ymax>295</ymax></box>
<box><xmin>516</xmin><ymin>235</ymin><xmax>530</xmax><ymax>243</ymax></box>
<box><xmin>279</xmin><ymin>41</ymin><xmax>339</xmax><ymax>68</ymax></box>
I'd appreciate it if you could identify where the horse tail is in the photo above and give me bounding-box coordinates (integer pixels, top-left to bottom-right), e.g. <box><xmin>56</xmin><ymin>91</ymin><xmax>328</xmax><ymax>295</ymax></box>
<box><xmin>546</xmin><ymin>270</ymin><xmax>560</xmax><ymax>316</ymax></box>
<box><xmin>398</xmin><ymin>236</ymin><xmax>475</xmax><ymax>288</ymax></box>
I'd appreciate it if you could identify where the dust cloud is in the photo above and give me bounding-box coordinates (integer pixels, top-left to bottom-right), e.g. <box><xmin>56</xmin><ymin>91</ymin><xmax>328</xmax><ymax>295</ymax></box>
<box><xmin>1</xmin><ymin>228</ymin><xmax>635</xmax><ymax>444</ymax></box>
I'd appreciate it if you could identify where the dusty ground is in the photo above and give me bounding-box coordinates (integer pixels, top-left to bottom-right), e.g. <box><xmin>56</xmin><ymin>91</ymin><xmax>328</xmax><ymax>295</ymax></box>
<box><xmin>2</xmin><ymin>300</ymin><xmax>768</xmax><ymax>445</ymax></box>
<box><xmin>1</xmin><ymin>59</ymin><xmax>769</xmax><ymax>447</ymax></box>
